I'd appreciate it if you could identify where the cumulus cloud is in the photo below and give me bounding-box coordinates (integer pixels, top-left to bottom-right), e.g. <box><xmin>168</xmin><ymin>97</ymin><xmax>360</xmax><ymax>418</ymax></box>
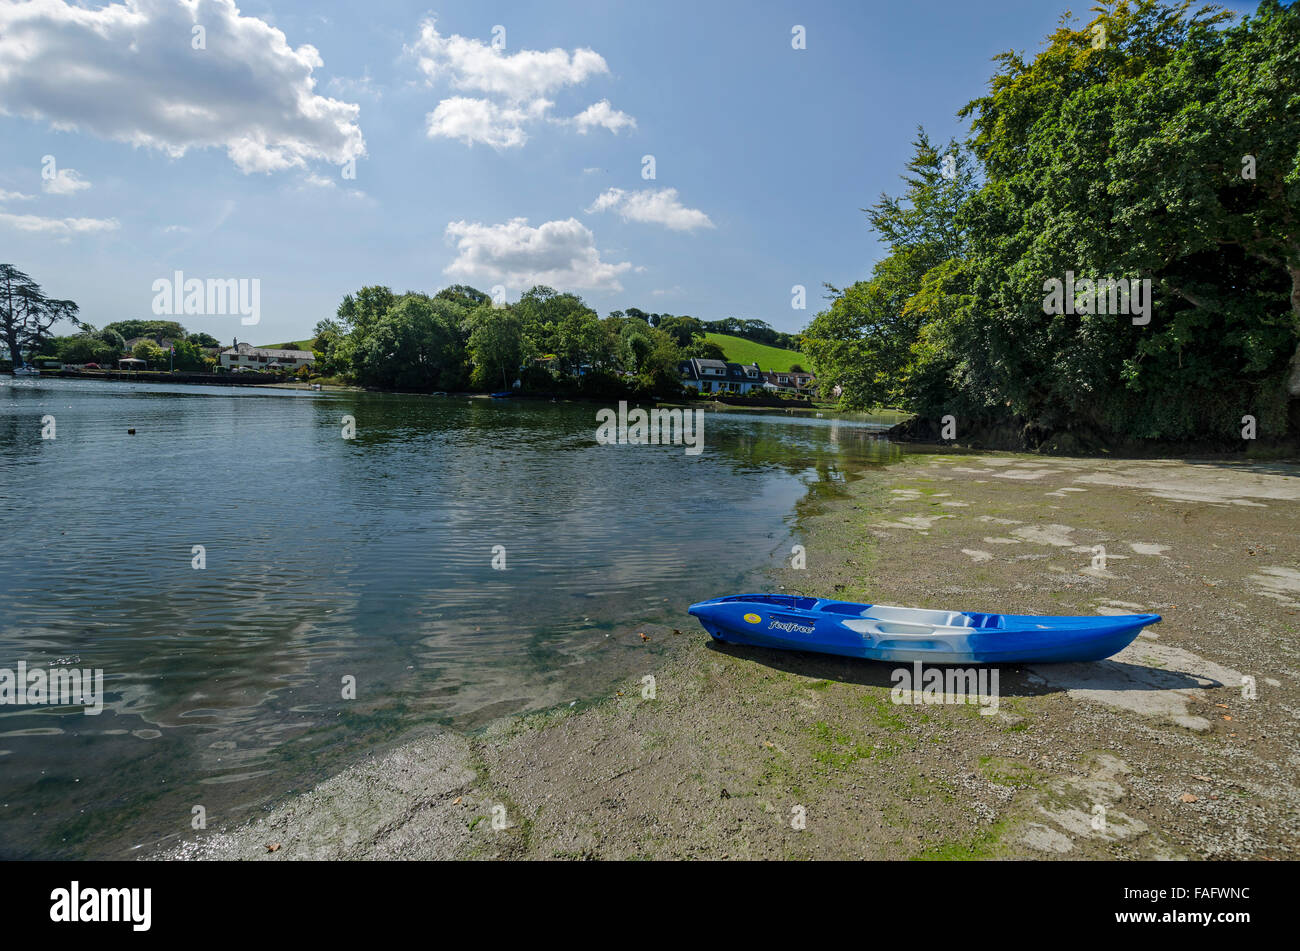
<box><xmin>0</xmin><ymin>212</ymin><xmax>119</xmax><ymax>235</ymax></box>
<box><xmin>426</xmin><ymin>97</ymin><xmax>552</xmax><ymax>148</ymax></box>
<box><xmin>0</xmin><ymin>0</ymin><xmax>365</xmax><ymax>174</ymax></box>
<box><xmin>571</xmin><ymin>100</ymin><xmax>636</xmax><ymax>135</ymax></box>
<box><xmin>412</xmin><ymin>20</ymin><xmax>608</xmax><ymax>99</ymax></box>
<box><xmin>42</xmin><ymin>168</ymin><xmax>91</xmax><ymax>195</ymax></box>
<box><xmin>586</xmin><ymin>187</ymin><xmax>714</xmax><ymax>232</ymax></box>
<box><xmin>444</xmin><ymin>217</ymin><xmax>634</xmax><ymax>291</ymax></box>
<box><xmin>0</xmin><ymin>189</ymin><xmax>34</xmax><ymax>201</ymax></box>
<box><xmin>412</xmin><ymin>19</ymin><xmax>633</xmax><ymax>148</ymax></box>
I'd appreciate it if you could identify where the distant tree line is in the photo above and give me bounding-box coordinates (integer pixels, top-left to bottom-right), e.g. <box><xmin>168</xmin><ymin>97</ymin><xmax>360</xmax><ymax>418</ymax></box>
<box><xmin>311</xmin><ymin>284</ymin><xmax>740</xmax><ymax>396</ymax></box>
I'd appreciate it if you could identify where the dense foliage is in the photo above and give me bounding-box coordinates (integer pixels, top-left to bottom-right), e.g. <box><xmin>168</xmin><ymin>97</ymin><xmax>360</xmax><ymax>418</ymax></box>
<box><xmin>312</xmin><ymin>283</ymin><xmax>713</xmax><ymax>397</ymax></box>
<box><xmin>804</xmin><ymin>0</ymin><xmax>1300</xmax><ymax>447</ymax></box>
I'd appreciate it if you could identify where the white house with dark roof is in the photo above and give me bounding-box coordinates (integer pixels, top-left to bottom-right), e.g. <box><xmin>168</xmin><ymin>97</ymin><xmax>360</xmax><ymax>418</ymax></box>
<box><xmin>219</xmin><ymin>340</ymin><xmax>314</xmax><ymax>371</ymax></box>
<box><xmin>759</xmin><ymin>368</ymin><xmax>817</xmax><ymax>394</ymax></box>
<box><xmin>678</xmin><ymin>358</ymin><xmax>763</xmax><ymax>394</ymax></box>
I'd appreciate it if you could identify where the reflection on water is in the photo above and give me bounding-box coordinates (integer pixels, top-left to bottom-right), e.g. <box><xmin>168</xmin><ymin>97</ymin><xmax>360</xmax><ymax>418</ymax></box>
<box><xmin>0</xmin><ymin>379</ymin><xmax>901</xmax><ymax>857</ymax></box>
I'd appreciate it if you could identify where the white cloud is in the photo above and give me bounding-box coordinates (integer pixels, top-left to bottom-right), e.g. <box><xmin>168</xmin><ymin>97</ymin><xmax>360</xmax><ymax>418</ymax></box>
<box><xmin>0</xmin><ymin>189</ymin><xmax>34</xmax><ymax>201</ymax></box>
<box><xmin>572</xmin><ymin>100</ymin><xmax>636</xmax><ymax>135</ymax></box>
<box><xmin>0</xmin><ymin>212</ymin><xmax>119</xmax><ymax>235</ymax></box>
<box><xmin>426</xmin><ymin>97</ymin><xmax>551</xmax><ymax>148</ymax></box>
<box><xmin>413</xmin><ymin>19</ymin><xmax>608</xmax><ymax>100</ymax></box>
<box><xmin>412</xmin><ymin>19</ymin><xmax>633</xmax><ymax>148</ymax></box>
<box><xmin>444</xmin><ymin>217</ymin><xmax>634</xmax><ymax>292</ymax></box>
<box><xmin>42</xmin><ymin>168</ymin><xmax>91</xmax><ymax>195</ymax></box>
<box><xmin>586</xmin><ymin>188</ymin><xmax>714</xmax><ymax>232</ymax></box>
<box><xmin>0</xmin><ymin>0</ymin><xmax>365</xmax><ymax>174</ymax></box>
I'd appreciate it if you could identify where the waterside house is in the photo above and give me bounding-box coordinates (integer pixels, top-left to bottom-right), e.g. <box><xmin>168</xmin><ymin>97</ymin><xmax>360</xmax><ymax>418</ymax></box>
<box><xmin>219</xmin><ymin>341</ymin><xmax>315</xmax><ymax>372</ymax></box>
<box><xmin>759</xmin><ymin>368</ymin><xmax>817</xmax><ymax>395</ymax></box>
<box><xmin>680</xmin><ymin>358</ymin><xmax>817</xmax><ymax>396</ymax></box>
<box><xmin>678</xmin><ymin>358</ymin><xmax>763</xmax><ymax>394</ymax></box>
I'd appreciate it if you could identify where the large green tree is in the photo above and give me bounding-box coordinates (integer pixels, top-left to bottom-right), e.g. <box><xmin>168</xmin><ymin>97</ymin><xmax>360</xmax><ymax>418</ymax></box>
<box><xmin>1</xmin><ymin>264</ymin><xmax>79</xmax><ymax>370</ymax></box>
<box><xmin>354</xmin><ymin>294</ymin><xmax>468</xmax><ymax>391</ymax></box>
<box><xmin>102</xmin><ymin>319</ymin><xmax>186</xmax><ymax>343</ymax></box>
<box><xmin>810</xmin><ymin>0</ymin><xmax>1300</xmax><ymax>446</ymax></box>
<box><xmin>464</xmin><ymin>304</ymin><xmax>529</xmax><ymax>390</ymax></box>
<box><xmin>953</xmin><ymin>0</ymin><xmax>1299</xmax><ymax>441</ymax></box>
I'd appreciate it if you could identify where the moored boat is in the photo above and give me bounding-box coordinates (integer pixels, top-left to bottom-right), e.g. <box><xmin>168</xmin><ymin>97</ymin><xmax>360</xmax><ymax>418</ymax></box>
<box><xmin>688</xmin><ymin>594</ymin><xmax>1160</xmax><ymax>664</ymax></box>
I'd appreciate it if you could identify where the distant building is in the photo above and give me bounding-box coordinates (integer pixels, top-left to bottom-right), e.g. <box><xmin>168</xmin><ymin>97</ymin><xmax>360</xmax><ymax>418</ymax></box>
<box><xmin>219</xmin><ymin>341</ymin><xmax>314</xmax><ymax>371</ymax></box>
<box><xmin>678</xmin><ymin>358</ymin><xmax>763</xmax><ymax>394</ymax></box>
<box><xmin>759</xmin><ymin>368</ymin><xmax>817</xmax><ymax>394</ymax></box>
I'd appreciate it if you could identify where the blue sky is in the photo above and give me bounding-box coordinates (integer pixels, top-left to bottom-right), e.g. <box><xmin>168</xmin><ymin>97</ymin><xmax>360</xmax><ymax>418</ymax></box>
<box><xmin>0</xmin><ymin>0</ymin><xmax>1265</xmax><ymax>345</ymax></box>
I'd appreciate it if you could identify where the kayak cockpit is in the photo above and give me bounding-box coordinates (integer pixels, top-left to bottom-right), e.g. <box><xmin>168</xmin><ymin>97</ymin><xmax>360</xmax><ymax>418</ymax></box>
<box><xmin>705</xmin><ymin>594</ymin><xmax>1005</xmax><ymax>630</ymax></box>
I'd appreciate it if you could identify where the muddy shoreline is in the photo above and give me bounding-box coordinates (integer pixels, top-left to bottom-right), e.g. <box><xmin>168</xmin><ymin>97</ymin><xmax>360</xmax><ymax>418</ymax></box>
<box><xmin>161</xmin><ymin>448</ymin><xmax>1300</xmax><ymax>861</ymax></box>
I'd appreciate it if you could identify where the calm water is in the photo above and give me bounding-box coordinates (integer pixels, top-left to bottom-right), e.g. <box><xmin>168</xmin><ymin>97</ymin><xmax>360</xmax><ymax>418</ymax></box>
<box><xmin>0</xmin><ymin>379</ymin><xmax>901</xmax><ymax>858</ymax></box>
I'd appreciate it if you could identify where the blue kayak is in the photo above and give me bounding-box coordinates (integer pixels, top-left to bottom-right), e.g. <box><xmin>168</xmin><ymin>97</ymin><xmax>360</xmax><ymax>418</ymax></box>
<box><xmin>688</xmin><ymin>594</ymin><xmax>1160</xmax><ymax>664</ymax></box>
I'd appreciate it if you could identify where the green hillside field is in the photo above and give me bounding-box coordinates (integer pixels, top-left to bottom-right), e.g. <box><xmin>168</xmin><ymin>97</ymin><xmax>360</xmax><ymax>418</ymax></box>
<box><xmin>702</xmin><ymin>332</ymin><xmax>808</xmax><ymax>372</ymax></box>
<box><xmin>258</xmin><ymin>340</ymin><xmax>315</xmax><ymax>351</ymax></box>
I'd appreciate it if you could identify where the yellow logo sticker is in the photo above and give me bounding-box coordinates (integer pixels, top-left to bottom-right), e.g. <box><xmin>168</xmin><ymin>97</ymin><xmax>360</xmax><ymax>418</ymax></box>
<box><xmin>743</xmin><ymin>613</ymin><xmax>762</xmax><ymax>624</ymax></box>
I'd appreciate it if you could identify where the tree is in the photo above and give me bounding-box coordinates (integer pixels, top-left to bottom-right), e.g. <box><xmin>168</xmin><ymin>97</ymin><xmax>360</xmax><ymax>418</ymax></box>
<box><xmin>1</xmin><ymin>265</ymin><xmax>79</xmax><ymax>370</ymax></box>
<box><xmin>96</xmin><ymin>328</ymin><xmax>126</xmax><ymax>353</ymax></box>
<box><xmin>951</xmin><ymin>0</ymin><xmax>1299</xmax><ymax>440</ymax></box>
<box><xmin>132</xmin><ymin>340</ymin><xmax>166</xmax><ymax>367</ymax></box>
<box><xmin>355</xmin><ymin>294</ymin><xmax>467</xmax><ymax>391</ymax></box>
<box><xmin>55</xmin><ymin>331</ymin><xmax>119</xmax><ymax>366</ymax></box>
<box><xmin>171</xmin><ymin>338</ymin><xmax>206</xmax><ymax>370</ymax></box>
<box><xmin>636</xmin><ymin>326</ymin><xmax>687</xmax><ymax>393</ymax></box>
<box><xmin>465</xmin><ymin>304</ymin><xmax>528</xmax><ymax>390</ymax></box>
<box><xmin>657</xmin><ymin>315</ymin><xmax>704</xmax><ymax>348</ymax></box>
<box><xmin>810</xmin><ymin>1</ymin><xmax>1300</xmax><ymax>444</ymax></box>
<box><xmin>435</xmin><ymin>284</ymin><xmax>491</xmax><ymax>309</ymax></box>
<box><xmin>515</xmin><ymin>286</ymin><xmax>607</xmax><ymax>373</ymax></box>
<box><xmin>102</xmin><ymin>319</ymin><xmax>186</xmax><ymax>343</ymax></box>
<box><xmin>336</xmin><ymin>285</ymin><xmax>397</xmax><ymax>334</ymax></box>
<box><xmin>685</xmin><ymin>337</ymin><xmax>726</xmax><ymax>360</ymax></box>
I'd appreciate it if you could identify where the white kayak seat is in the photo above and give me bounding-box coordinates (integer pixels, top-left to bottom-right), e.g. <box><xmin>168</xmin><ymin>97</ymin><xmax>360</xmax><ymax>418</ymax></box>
<box><xmin>862</xmin><ymin>605</ymin><xmax>973</xmax><ymax>627</ymax></box>
<box><xmin>841</xmin><ymin>605</ymin><xmax>976</xmax><ymax>639</ymax></box>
